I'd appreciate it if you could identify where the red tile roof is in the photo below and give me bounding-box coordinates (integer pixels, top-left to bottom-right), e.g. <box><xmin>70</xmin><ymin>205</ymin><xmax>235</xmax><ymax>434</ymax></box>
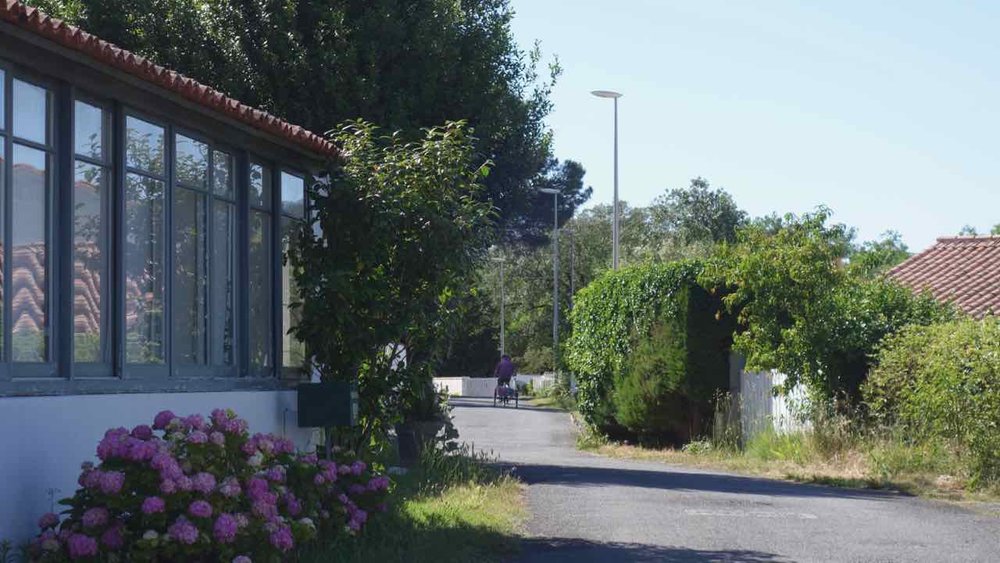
<box><xmin>0</xmin><ymin>0</ymin><xmax>337</xmax><ymax>158</ymax></box>
<box><xmin>887</xmin><ymin>235</ymin><xmax>1000</xmax><ymax>319</ymax></box>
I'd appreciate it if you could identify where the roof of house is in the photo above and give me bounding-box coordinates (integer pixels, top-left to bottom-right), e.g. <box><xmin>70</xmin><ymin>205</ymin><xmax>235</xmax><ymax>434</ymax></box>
<box><xmin>0</xmin><ymin>0</ymin><xmax>337</xmax><ymax>157</ymax></box>
<box><xmin>887</xmin><ymin>235</ymin><xmax>1000</xmax><ymax>319</ymax></box>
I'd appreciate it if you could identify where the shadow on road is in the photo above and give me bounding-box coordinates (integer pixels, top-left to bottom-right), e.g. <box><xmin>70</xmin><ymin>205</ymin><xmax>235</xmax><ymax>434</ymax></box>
<box><xmin>518</xmin><ymin>537</ymin><xmax>790</xmax><ymax>562</ymax></box>
<box><xmin>450</xmin><ymin>397</ymin><xmax>567</xmax><ymax>414</ymax></box>
<box><xmin>512</xmin><ymin>463</ymin><xmax>902</xmax><ymax>501</ymax></box>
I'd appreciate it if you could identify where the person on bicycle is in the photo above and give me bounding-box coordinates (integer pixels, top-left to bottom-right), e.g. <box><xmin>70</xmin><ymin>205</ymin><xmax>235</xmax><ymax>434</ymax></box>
<box><xmin>494</xmin><ymin>354</ymin><xmax>516</xmax><ymax>389</ymax></box>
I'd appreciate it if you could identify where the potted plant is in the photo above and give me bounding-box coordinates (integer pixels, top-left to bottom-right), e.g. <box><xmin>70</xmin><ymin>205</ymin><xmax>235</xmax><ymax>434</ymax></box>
<box><xmin>395</xmin><ymin>377</ymin><xmax>456</xmax><ymax>466</ymax></box>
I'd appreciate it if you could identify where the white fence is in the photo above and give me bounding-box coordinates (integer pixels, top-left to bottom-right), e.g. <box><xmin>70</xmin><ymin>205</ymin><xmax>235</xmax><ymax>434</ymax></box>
<box><xmin>433</xmin><ymin>374</ymin><xmax>555</xmax><ymax>398</ymax></box>
<box><xmin>739</xmin><ymin>369</ymin><xmax>810</xmax><ymax>441</ymax></box>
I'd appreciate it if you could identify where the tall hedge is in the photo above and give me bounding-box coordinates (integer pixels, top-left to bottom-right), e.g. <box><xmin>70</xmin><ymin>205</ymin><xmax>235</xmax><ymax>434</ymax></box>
<box><xmin>566</xmin><ymin>261</ymin><xmax>734</xmax><ymax>434</ymax></box>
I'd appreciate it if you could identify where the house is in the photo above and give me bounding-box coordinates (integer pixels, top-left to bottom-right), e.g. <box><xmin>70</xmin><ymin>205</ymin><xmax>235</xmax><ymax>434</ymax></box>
<box><xmin>0</xmin><ymin>0</ymin><xmax>334</xmax><ymax>539</ymax></box>
<box><xmin>887</xmin><ymin>235</ymin><xmax>1000</xmax><ymax>318</ymax></box>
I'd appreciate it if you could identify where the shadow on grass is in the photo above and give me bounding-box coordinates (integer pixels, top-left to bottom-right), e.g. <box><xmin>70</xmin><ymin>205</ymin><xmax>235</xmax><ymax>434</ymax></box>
<box><xmin>519</xmin><ymin>537</ymin><xmax>791</xmax><ymax>562</ymax></box>
<box><xmin>299</xmin><ymin>506</ymin><xmax>518</xmax><ymax>563</ymax></box>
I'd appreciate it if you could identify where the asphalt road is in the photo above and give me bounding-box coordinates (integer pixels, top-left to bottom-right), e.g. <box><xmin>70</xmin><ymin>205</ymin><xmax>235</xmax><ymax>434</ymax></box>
<box><xmin>450</xmin><ymin>397</ymin><xmax>1000</xmax><ymax>563</ymax></box>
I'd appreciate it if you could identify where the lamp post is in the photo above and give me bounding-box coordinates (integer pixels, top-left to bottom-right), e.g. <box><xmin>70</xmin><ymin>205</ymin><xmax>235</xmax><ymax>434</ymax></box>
<box><xmin>591</xmin><ymin>90</ymin><xmax>623</xmax><ymax>269</ymax></box>
<box><xmin>493</xmin><ymin>256</ymin><xmax>506</xmax><ymax>357</ymax></box>
<box><xmin>539</xmin><ymin>187</ymin><xmax>561</xmax><ymax>374</ymax></box>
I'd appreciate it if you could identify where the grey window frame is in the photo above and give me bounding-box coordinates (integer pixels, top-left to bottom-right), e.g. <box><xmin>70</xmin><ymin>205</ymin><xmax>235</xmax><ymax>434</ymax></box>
<box><xmin>0</xmin><ymin>51</ymin><xmax>318</xmax><ymax>397</ymax></box>
<box><xmin>278</xmin><ymin>169</ymin><xmax>308</xmax><ymax>379</ymax></box>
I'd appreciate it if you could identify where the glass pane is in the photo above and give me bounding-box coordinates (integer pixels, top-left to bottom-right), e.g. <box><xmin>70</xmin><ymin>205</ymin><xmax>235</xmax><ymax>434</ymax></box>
<box><xmin>13</xmin><ymin>79</ymin><xmax>48</xmax><ymax>145</ymax></box>
<box><xmin>11</xmin><ymin>144</ymin><xmax>48</xmax><ymax>362</ymax></box>
<box><xmin>126</xmin><ymin>116</ymin><xmax>164</xmax><ymax>175</ymax></box>
<box><xmin>281</xmin><ymin>216</ymin><xmax>305</xmax><ymax>368</ymax></box>
<box><xmin>173</xmin><ymin>187</ymin><xmax>208</xmax><ymax>364</ymax></box>
<box><xmin>0</xmin><ymin>71</ymin><xmax>5</xmax><ymax>129</ymax></box>
<box><xmin>0</xmin><ymin>138</ymin><xmax>4</xmax><ymax>349</ymax></box>
<box><xmin>249</xmin><ymin>210</ymin><xmax>272</xmax><ymax>372</ymax></box>
<box><xmin>280</xmin><ymin>172</ymin><xmax>305</xmax><ymax>218</ymax></box>
<box><xmin>250</xmin><ymin>163</ymin><xmax>271</xmax><ymax>209</ymax></box>
<box><xmin>125</xmin><ymin>173</ymin><xmax>165</xmax><ymax>363</ymax></box>
<box><xmin>213</xmin><ymin>151</ymin><xmax>233</xmax><ymax>199</ymax></box>
<box><xmin>74</xmin><ymin>101</ymin><xmax>105</xmax><ymax>160</ymax></box>
<box><xmin>212</xmin><ymin>201</ymin><xmax>235</xmax><ymax>365</ymax></box>
<box><xmin>175</xmin><ymin>135</ymin><xmax>208</xmax><ymax>189</ymax></box>
<box><xmin>73</xmin><ymin>161</ymin><xmax>108</xmax><ymax>362</ymax></box>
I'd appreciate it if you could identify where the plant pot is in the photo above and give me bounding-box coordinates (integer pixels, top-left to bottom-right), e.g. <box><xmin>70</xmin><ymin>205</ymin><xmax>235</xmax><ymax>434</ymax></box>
<box><xmin>395</xmin><ymin>420</ymin><xmax>445</xmax><ymax>467</ymax></box>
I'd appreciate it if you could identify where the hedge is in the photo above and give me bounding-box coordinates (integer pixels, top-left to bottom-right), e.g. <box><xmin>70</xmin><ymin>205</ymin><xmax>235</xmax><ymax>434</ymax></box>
<box><xmin>566</xmin><ymin>261</ymin><xmax>734</xmax><ymax>437</ymax></box>
<box><xmin>865</xmin><ymin>317</ymin><xmax>1000</xmax><ymax>484</ymax></box>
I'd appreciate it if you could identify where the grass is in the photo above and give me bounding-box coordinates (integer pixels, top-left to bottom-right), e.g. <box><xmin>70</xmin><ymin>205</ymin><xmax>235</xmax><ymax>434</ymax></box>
<box><xmin>300</xmin><ymin>445</ymin><xmax>525</xmax><ymax>563</ymax></box>
<box><xmin>580</xmin><ymin>426</ymin><xmax>1000</xmax><ymax>503</ymax></box>
<box><xmin>526</xmin><ymin>385</ymin><xmax>577</xmax><ymax>412</ymax></box>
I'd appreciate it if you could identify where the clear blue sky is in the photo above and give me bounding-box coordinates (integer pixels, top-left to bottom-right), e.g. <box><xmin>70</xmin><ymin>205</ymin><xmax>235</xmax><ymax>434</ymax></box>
<box><xmin>509</xmin><ymin>0</ymin><xmax>1000</xmax><ymax>251</ymax></box>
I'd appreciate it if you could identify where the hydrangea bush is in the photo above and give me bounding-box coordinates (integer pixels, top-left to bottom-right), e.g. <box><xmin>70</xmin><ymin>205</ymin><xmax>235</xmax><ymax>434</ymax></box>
<box><xmin>29</xmin><ymin>409</ymin><xmax>390</xmax><ymax>562</ymax></box>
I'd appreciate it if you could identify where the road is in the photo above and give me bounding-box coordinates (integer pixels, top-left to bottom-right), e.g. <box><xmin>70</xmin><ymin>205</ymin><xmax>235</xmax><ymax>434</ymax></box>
<box><xmin>450</xmin><ymin>397</ymin><xmax>1000</xmax><ymax>563</ymax></box>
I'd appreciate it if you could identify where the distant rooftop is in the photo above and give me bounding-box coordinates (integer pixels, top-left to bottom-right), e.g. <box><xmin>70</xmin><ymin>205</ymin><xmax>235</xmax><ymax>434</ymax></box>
<box><xmin>887</xmin><ymin>235</ymin><xmax>1000</xmax><ymax>319</ymax></box>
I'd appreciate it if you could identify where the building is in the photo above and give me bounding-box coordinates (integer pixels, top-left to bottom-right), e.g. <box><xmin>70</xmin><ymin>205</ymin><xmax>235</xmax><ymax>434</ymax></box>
<box><xmin>888</xmin><ymin>235</ymin><xmax>1000</xmax><ymax>318</ymax></box>
<box><xmin>0</xmin><ymin>0</ymin><xmax>333</xmax><ymax>539</ymax></box>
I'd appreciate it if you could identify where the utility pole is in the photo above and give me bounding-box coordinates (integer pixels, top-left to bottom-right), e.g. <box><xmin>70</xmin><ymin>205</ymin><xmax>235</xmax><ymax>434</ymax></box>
<box><xmin>539</xmin><ymin>187</ymin><xmax>561</xmax><ymax>374</ymax></box>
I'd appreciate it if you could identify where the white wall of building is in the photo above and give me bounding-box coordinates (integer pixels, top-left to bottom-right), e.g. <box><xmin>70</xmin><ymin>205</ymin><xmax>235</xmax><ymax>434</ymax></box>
<box><xmin>0</xmin><ymin>390</ymin><xmax>318</xmax><ymax>542</ymax></box>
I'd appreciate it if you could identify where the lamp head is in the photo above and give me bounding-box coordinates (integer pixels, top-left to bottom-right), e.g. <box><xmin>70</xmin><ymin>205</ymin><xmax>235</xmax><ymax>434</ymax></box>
<box><xmin>591</xmin><ymin>90</ymin><xmax>623</xmax><ymax>99</ymax></box>
<box><xmin>538</xmin><ymin>188</ymin><xmax>561</xmax><ymax>195</ymax></box>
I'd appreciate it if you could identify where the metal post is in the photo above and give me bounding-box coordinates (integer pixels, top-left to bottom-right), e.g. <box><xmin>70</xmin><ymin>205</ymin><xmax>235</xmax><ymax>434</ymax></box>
<box><xmin>613</xmin><ymin>96</ymin><xmax>620</xmax><ymax>270</ymax></box>
<box><xmin>499</xmin><ymin>258</ymin><xmax>505</xmax><ymax>357</ymax></box>
<box><xmin>569</xmin><ymin>228</ymin><xmax>575</xmax><ymax>308</ymax></box>
<box><xmin>552</xmin><ymin>191</ymin><xmax>559</xmax><ymax>374</ymax></box>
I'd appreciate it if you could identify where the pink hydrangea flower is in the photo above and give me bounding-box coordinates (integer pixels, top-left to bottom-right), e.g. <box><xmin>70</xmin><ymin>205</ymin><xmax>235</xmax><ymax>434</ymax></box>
<box><xmin>183</xmin><ymin>414</ymin><xmax>206</xmax><ymax>431</ymax></box>
<box><xmin>141</xmin><ymin>496</ymin><xmax>166</xmax><ymax>514</ymax></box>
<box><xmin>37</xmin><ymin>512</ymin><xmax>59</xmax><ymax>529</ymax></box>
<box><xmin>213</xmin><ymin>513</ymin><xmax>239</xmax><ymax>543</ymax></box>
<box><xmin>160</xmin><ymin>479</ymin><xmax>178</xmax><ymax>495</ymax></box>
<box><xmin>189</xmin><ymin>500</ymin><xmax>213</xmax><ymax>519</ymax></box>
<box><xmin>167</xmin><ymin>518</ymin><xmax>199</xmax><ymax>545</ymax></box>
<box><xmin>209</xmin><ymin>431</ymin><xmax>226</xmax><ymax>446</ymax></box>
<box><xmin>153</xmin><ymin>410</ymin><xmax>176</xmax><ymax>430</ymax></box>
<box><xmin>81</xmin><ymin>507</ymin><xmax>109</xmax><ymax>529</ymax></box>
<box><xmin>66</xmin><ymin>534</ymin><xmax>98</xmax><ymax>559</ymax></box>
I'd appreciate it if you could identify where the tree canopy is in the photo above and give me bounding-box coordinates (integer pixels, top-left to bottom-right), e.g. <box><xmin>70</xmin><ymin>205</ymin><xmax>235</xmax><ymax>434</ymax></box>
<box><xmin>30</xmin><ymin>0</ymin><xmax>588</xmax><ymax>238</ymax></box>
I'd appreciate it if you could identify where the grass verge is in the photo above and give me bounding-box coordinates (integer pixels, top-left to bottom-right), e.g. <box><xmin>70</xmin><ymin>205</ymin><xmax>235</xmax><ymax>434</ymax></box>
<box><xmin>578</xmin><ymin>427</ymin><xmax>1000</xmax><ymax>504</ymax></box>
<box><xmin>301</xmin><ymin>445</ymin><xmax>525</xmax><ymax>563</ymax></box>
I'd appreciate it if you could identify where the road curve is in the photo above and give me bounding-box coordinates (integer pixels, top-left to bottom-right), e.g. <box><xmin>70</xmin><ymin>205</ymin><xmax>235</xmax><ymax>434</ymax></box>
<box><xmin>450</xmin><ymin>397</ymin><xmax>1000</xmax><ymax>562</ymax></box>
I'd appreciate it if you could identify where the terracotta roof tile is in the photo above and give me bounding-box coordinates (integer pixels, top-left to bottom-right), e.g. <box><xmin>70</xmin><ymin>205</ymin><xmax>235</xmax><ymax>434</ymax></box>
<box><xmin>0</xmin><ymin>0</ymin><xmax>337</xmax><ymax>158</ymax></box>
<box><xmin>887</xmin><ymin>235</ymin><xmax>1000</xmax><ymax>319</ymax></box>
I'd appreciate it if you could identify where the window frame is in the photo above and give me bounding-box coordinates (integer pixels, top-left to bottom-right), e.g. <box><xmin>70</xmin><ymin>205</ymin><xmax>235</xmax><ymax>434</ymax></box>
<box><xmin>0</xmin><ymin>50</ymin><xmax>321</xmax><ymax>396</ymax></box>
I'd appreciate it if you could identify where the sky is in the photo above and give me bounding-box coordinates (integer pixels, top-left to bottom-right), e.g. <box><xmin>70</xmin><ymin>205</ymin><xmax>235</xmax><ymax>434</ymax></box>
<box><xmin>508</xmin><ymin>0</ymin><xmax>1000</xmax><ymax>251</ymax></box>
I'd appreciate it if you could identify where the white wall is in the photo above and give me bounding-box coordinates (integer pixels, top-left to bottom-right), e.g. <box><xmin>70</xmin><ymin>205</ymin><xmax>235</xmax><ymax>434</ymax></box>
<box><xmin>739</xmin><ymin>370</ymin><xmax>810</xmax><ymax>442</ymax></box>
<box><xmin>0</xmin><ymin>390</ymin><xmax>318</xmax><ymax>542</ymax></box>
<box><xmin>433</xmin><ymin>375</ymin><xmax>555</xmax><ymax>398</ymax></box>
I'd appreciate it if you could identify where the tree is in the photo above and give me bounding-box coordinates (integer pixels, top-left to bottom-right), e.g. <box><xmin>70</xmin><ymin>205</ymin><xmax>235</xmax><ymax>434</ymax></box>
<box><xmin>649</xmin><ymin>178</ymin><xmax>748</xmax><ymax>245</ymax></box>
<box><xmin>30</xmin><ymin>0</ymin><xmax>583</xmax><ymax>238</ymax></box>
<box><xmin>992</xmin><ymin>223</ymin><xmax>1000</xmax><ymax>235</ymax></box>
<box><xmin>848</xmin><ymin>231</ymin><xmax>910</xmax><ymax>278</ymax></box>
<box><xmin>959</xmin><ymin>225</ymin><xmax>979</xmax><ymax>236</ymax></box>
<box><xmin>701</xmin><ymin>208</ymin><xmax>947</xmax><ymax>401</ymax></box>
<box><xmin>287</xmin><ymin>121</ymin><xmax>494</xmax><ymax>448</ymax></box>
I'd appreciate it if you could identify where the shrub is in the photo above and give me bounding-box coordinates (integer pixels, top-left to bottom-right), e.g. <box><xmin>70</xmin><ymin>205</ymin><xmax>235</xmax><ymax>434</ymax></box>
<box><xmin>566</xmin><ymin>260</ymin><xmax>734</xmax><ymax>434</ymax></box>
<box><xmin>613</xmin><ymin>322</ymin><xmax>688</xmax><ymax>441</ymax></box>
<box><xmin>865</xmin><ymin>318</ymin><xmax>1000</xmax><ymax>484</ymax></box>
<box><xmin>28</xmin><ymin>409</ymin><xmax>389</xmax><ymax>562</ymax></box>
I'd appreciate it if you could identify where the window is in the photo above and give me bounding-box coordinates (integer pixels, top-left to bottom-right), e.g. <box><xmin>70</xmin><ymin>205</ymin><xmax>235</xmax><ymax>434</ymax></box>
<box><xmin>73</xmin><ymin>100</ymin><xmax>111</xmax><ymax>364</ymax></box>
<box><xmin>124</xmin><ymin>116</ymin><xmax>166</xmax><ymax>364</ymax></box>
<box><xmin>280</xmin><ymin>171</ymin><xmax>306</xmax><ymax>370</ymax></box>
<box><xmin>172</xmin><ymin>135</ymin><xmax>236</xmax><ymax>371</ymax></box>
<box><xmin>7</xmin><ymin>78</ymin><xmax>54</xmax><ymax>366</ymax></box>
<box><xmin>248</xmin><ymin>162</ymin><xmax>273</xmax><ymax>375</ymax></box>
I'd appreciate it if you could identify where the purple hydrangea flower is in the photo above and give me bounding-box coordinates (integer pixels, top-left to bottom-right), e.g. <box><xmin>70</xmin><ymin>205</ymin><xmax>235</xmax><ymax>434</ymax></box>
<box><xmin>82</xmin><ymin>507</ymin><xmax>109</xmax><ymax>529</ymax></box>
<box><xmin>348</xmin><ymin>484</ymin><xmax>366</xmax><ymax>496</ymax></box>
<box><xmin>350</xmin><ymin>460</ymin><xmax>367</xmax><ymax>476</ymax></box>
<box><xmin>189</xmin><ymin>500</ymin><xmax>213</xmax><ymax>519</ymax></box>
<box><xmin>131</xmin><ymin>424</ymin><xmax>154</xmax><ymax>440</ymax></box>
<box><xmin>66</xmin><ymin>534</ymin><xmax>98</xmax><ymax>559</ymax></box>
<box><xmin>268</xmin><ymin>525</ymin><xmax>294</xmax><ymax>552</ymax></box>
<box><xmin>213</xmin><ymin>513</ymin><xmax>239</xmax><ymax>543</ymax></box>
<box><xmin>232</xmin><ymin>556</ymin><xmax>252</xmax><ymax>563</ymax></box>
<box><xmin>187</xmin><ymin>430</ymin><xmax>209</xmax><ymax>445</ymax></box>
<box><xmin>153</xmin><ymin>410</ymin><xmax>176</xmax><ymax>430</ymax></box>
<box><xmin>175</xmin><ymin>475</ymin><xmax>193</xmax><ymax>492</ymax></box>
<box><xmin>219</xmin><ymin>476</ymin><xmax>242</xmax><ymax>498</ymax></box>
<box><xmin>183</xmin><ymin>414</ymin><xmax>206</xmax><ymax>431</ymax></box>
<box><xmin>142</xmin><ymin>496</ymin><xmax>166</xmax><ymax>514</ymax></box>
<box><xmin>265</xmin><ymin>466</ymin><xmax>286</xmax><ymax>483</ymax></box>
<box><xmin>160</xmin><ymin>479</ymin><xmax>177</xmax><ymax>495</ymax></box>
<box><xmin>167</xmin><ymin>518</ymin><xmax>199</xmax><ymax>545</ymax></box>
<box><xmin>99</xmin><ymin>471</ymin><xmax>125</xmax><ymax>494</ymax></box>
<box><xmin>37</xmin><ymin>512</ymin><xmax>59</xmax><ymax>529</ymax></box>
<box><xmin>192</xmin><ymin>472</ymin><xmax>217</xmax><ymax>494</ymax></box>
<box><xmin>100</xmin><ymin>524</ymin><xmax>125</xmax><ymax>550</ymax></box>
<box><xmin>209</xmin><ymin>431</ymin><xmax>226</xmax><ymax>446</ymax></box>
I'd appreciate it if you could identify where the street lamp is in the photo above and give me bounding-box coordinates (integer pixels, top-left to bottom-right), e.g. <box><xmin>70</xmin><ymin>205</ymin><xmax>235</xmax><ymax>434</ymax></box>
<box><xmin>491</xmin><ymin>255</ymin><xmax>506</xmax><ymax>357</ymax></box>
<box><xmin>591</xmin><ymin>89</ymin><xmax>623</xmax><ymax>269</ymax></box>
<box><xmin>539</xmin><ymin>187</ymin><xmax>561</xmax><ymax>374</ymax></box>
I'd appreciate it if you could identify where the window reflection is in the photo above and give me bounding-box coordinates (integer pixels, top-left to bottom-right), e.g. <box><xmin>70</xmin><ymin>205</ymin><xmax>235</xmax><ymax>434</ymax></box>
<box><xmin>250</xmin><ymin>163</ymin><xmax>271</xmax><ymax>209</ymax></box>
<box><xmin>280</xmin><ymin>172</ymin><xmax>305</xmax><ymax>218</ymax></box>
<box><xmin>11</xmin><ymin>145</ymin><xmax>48</xmax><ymax>362</ymax></box>
<box><xmin>73</xmin><ymin>162</ymin><xmax>106</xmax><ymax>362</ymax></box>
<box><xmin>213</xmin><ymin>151</ymin><xmax>233</xmax><ymax>199</ymax></box>
<box><xmin>74</xmin><ymin>101</ymin><xmax>105</xmax><ymax>160</ymax></box>
<box><xmin>124</xmin><ymin>174</ymin><xmax>165</xmax><ymax>363</ymax></box>
<box><xmin>126</xmin><ymin>116</ymin><xmax>165</xmax><ymax>176</ymax></box>
<box><xmin>175</xmin><ymin>135</ymin><xmax>208</xmax><ymax>189</ymax></box>
<box><xmin>13</xmin><ymin>79</ymin><xmax>48</xmax><ymax>144</ymax></box>
<box><xmin>173</xmin><ymin>187</ymin><xmax>208</xmax><ymax>364</ymax></box>
<box><xmin>249</xmin><ymin>209</ymin><xmax>272</xmax><ymax>373</ymax></box>
<box><xmin>212</xmin><ymin>201</ymin><xmax>235</xmax><ymax>365</ymax></box>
